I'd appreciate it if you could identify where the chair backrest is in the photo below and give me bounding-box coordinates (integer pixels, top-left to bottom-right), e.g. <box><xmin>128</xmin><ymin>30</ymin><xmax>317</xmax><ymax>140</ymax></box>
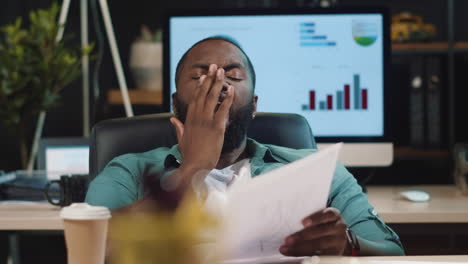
<box><xmin>89</xmin><ymin>112</ymin><xmax>316</xmax><ymax>180</ymax></box>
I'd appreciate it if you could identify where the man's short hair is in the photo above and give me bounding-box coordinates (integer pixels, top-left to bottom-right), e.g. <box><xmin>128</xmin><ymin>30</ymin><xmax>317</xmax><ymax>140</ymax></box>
<box><xmin>174</xmin><ymin>36</ymin><xmax>256</xmax><ymax>90</ymax></box>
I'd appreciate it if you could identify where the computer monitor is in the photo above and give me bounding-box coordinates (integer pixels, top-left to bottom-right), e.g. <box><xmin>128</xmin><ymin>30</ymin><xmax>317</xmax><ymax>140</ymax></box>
<box><xmin>38</xmin><ymin>137</ymin><xmax>90</xmax><ymax>180</ymax></box>
<box><xmin>163</xmin><ymin>8</ymin><xmax>392</xmax><ymax>167</ymax></box>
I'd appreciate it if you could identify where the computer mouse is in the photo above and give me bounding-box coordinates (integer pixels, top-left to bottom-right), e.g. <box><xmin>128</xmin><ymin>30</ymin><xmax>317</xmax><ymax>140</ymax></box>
<box><xmin>399</xmin><ymin>190</ymin><xmax>430</xmax><ymax>202</ymax></box>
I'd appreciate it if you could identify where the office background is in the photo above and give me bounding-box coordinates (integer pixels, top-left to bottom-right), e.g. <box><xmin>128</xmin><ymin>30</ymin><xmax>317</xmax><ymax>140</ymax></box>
<box><xmin>1</xmin><ymin>0</ymin><xmax>468</xmax><ymax>261</ymax></box>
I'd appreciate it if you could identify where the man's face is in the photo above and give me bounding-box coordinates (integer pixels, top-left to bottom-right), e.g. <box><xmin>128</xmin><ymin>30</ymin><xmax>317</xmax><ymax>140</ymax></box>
<box><xmin>173</xmin><ymin>40</ymin><xmax>258</xmax><ymax>154</ymax></box>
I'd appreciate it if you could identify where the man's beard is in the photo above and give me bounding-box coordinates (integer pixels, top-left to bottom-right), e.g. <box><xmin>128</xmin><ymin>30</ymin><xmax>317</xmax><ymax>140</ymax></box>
<box><xmin>173</xmin><ymin>95</ymin><xmax>254</xmax><ymax>154</ymax></box>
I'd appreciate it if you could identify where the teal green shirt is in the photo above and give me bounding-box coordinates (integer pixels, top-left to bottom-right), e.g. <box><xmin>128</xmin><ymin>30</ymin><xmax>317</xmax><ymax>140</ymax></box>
<box><xmin>86</xmin><ymin>138</ymin><xmax>403</xmax><ymax>252</ymax></box>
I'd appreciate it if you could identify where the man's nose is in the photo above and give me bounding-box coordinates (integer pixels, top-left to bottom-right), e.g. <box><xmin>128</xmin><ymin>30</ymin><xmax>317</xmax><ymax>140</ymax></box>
<box><xmin>222</xmin><ymin>80</ymin><xmax>231</xmax><ymax>92</ymax></box>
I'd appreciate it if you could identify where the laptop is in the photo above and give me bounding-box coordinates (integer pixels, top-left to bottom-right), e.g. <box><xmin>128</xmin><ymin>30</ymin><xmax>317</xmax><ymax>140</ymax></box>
<box><xmin>37</xmin><ymin>137</ymin><xmax>90</xmax><ymax>180</ymax></box>
<box><xmin>0</xmin><ymin>137</ymin><xmax>89</xmax><ymax>199</ymax></box>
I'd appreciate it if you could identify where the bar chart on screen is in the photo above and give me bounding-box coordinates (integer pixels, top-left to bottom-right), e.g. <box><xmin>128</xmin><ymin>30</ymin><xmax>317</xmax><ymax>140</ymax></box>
<box><xmin>301</xmin><ymin>74</ymin><xmax>369</xmax><ymax>111</ymax></box>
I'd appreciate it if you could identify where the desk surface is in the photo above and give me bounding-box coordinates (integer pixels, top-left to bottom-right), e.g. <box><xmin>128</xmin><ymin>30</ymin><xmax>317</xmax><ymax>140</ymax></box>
<box><xmin>1</xmin><ymin>185</ymin><xmax>468</xmax><ymax>230</ymax></box>
<box><xmin>367</xmin><ymin>185</ymin><xmax>468</xmax><ymax>224</ymax></box>
<box><xmin>0</xmin><ymin>201</ymin><xmax>63</xmax><ymax>230</ymax></box>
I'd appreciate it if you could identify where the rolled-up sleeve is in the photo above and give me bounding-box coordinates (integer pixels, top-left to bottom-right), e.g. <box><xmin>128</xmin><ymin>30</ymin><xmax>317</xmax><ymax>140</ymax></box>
<box><xmin>328</xmin><ymin>163</ymin><xmax>404</xmax><ymax>252</ymax></box>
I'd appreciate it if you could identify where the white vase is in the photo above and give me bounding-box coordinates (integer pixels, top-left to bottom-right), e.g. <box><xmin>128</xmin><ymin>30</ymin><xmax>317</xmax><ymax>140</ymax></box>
<box><xmin>129</xmin><ymin>41</ymin><xmax>162</xmax><ymax>91</ymax></box>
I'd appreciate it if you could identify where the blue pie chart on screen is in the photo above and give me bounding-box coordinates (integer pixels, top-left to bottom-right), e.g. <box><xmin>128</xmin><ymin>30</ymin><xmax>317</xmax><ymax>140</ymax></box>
<box><xmin>352</xmin><ymin>21</ymin><xmax>378</xmax><ymax>46</ymax></box>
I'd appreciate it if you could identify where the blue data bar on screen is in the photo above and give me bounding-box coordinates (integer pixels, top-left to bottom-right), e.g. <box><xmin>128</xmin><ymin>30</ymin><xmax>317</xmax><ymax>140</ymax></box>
<box><xmin>300</xmin><ymin>42</ymin><xmax>336</xmax><ymax>47</ymax></box>
<box><xmin>300</xmin><ymin>35</ymin><xmax>327</xmax><ymax>40</ymax></box>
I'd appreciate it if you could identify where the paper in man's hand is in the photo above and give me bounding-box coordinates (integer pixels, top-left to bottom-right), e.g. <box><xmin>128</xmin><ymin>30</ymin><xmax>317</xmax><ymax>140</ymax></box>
<box><xmin>222</xmin><ymin>143</ymin><xmax>342</xmax><ymax>262</ymax></box>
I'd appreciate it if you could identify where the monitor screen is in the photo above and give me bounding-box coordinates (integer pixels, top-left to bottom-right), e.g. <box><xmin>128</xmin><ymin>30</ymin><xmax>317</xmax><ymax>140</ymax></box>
<box><xmin>165</xmin><ymin>8</ymin><xmax>390</xmax><ymax>142</ymax></box>
<box><xmin>45</xmin><ymin>146</ymin><xmax>89</xmax><ymax>178</ymax></box>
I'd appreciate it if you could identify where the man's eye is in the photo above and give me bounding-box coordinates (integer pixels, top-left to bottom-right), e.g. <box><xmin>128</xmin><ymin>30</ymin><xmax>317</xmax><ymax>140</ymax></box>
<box><xmin>191</xmin><ymin>76</ymin><xmax>201</xmax><ymax>80</ymax></box>
<box><xmin>227</xmin><ymin>76</ymin><xmax>242</xmax><ymax>81</ymax></box>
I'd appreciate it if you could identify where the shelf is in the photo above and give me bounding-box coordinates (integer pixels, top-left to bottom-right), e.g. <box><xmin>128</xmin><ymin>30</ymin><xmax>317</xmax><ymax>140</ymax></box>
<box><xmin>394</xmin><ymin>147</ymin><xmax>450</xmax><ymax>160</ymax></box>
<box><xmin>107</xmin><ymin>89</ymin><xmax>162</xmax><ymax>105</ymax></box>
<box><xmin>391</xmin><ymin>41</ymin><xmax>468</xmax><ymax>54</ymax></box>
<box><xmin>455</xmin><ymin>41</ymin><xmax>468</xmax><ymax>50</ymax></box>
<box><xmin>392</xmin><ymin>42</ymin><xmax>449</xmax><ymax>51</ymax></box>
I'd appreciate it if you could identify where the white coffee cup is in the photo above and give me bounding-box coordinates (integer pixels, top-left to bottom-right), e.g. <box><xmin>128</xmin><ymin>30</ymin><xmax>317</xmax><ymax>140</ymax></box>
<box><xmin>60</xmin><ymin>203</ymin><xmax>111</xmax><ymax>264</ymax></box>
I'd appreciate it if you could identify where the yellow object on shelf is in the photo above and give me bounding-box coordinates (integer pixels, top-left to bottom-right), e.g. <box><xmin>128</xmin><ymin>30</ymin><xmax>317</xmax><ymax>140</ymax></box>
<box><xmin>391</xmin><ymin>12</ymin><xmax>437</xmax><ymax>43</ymax></box>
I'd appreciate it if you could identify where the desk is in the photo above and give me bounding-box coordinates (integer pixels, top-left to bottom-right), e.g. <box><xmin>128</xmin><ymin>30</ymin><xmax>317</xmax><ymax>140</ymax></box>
<box><xmin>1</xmin><ymin>185</ymin><xmax>468</xmax><ymax>230</ymax></box>
<box><xmin>367</xmin><ymin>185</ymin><xmax>468</xmax><ymax>223</ymax></box>
<box><xmin>0</xmin><ymin>202</ymin><xmax>62</xmax><ymax>230</ymax></box>
<box><xmin>1</xmin><ymin>187</ymin><xmax>467</xmax><ymax>264</ymax></box>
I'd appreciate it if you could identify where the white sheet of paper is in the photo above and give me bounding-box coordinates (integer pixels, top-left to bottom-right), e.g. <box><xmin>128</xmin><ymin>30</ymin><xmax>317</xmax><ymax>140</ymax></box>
<box><xmin>222</xmin><ymin>254</ymin><xmax>307</xmax><ymax>264</ymax></box>
<box><xmin>366</xmin><ymin>262</ymin><xmax>462</xmax><ymax>264</ymax></box>
<box><xmin>222</xmin><ymin>143</ymin><xmax>342</xmax><ymax>261</ymax></box>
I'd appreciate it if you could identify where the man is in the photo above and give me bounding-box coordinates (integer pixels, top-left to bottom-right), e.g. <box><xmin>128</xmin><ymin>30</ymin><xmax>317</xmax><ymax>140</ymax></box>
<box><xmin>86</xmin><ymin>36</ymin><xmax>404</xmax><ymax>256</ymax></box>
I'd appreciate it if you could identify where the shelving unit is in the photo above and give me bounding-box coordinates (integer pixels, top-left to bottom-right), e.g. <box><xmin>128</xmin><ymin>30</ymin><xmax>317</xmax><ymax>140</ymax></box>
<box><xmin>391</xmin><ymin>0</ymin><xmax>462</xmax><ymax>161</ymax></box>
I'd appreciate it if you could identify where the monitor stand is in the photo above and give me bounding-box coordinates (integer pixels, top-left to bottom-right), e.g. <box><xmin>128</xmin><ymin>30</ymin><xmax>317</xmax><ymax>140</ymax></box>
<box><xmin>317</xmin><ymin>143</ymin><xmax>393</xmax><ymax>167</ymax></box>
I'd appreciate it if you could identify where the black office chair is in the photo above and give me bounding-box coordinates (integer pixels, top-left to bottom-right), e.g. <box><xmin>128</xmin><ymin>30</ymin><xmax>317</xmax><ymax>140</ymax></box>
<box><xmin>89</xmin><ymin>112</ymin><xmax>316</xmax><ymax>180</ymax></box>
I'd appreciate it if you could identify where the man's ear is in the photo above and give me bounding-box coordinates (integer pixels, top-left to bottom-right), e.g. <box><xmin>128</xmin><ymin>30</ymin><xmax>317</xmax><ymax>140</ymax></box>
<box><xmin>172</xmin><ymin>93</ymin><xmax>178</xmax><ymax>116</ymax></box>
<box><xmin>252</xmin><ymin>95</ymin><xmax>258</xmax><ymax>119</ymax></box>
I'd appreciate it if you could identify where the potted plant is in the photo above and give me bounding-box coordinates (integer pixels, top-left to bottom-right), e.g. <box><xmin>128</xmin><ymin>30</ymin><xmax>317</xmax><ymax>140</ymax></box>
<box><xmin>129</xmin><ymin>25</ymin><xmax>163</xmax><ymax>92</ymax></box>
<box><xmin>0</xmin><ymin>3</ymin><xmax>91</xmax><ymax>169</ymax></box>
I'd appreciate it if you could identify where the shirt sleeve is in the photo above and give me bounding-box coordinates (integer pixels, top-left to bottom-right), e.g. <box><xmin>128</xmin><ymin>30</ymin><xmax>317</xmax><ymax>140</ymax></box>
<box><xmin>85</xmin><ymin>161</ymin><xmax>139</xmax><ymax>210</ymax></box>
<box><xmin>328</xmin><ymin>163</ymin><xmax>404</xmax><ymax>252</ymax></box>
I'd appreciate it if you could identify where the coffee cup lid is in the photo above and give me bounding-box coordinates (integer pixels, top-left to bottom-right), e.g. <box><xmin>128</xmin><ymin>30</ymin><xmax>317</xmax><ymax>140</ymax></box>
<box><xmin>60</xmin><ymin>203</ymin><xmax>111</xmax><ymax>220</ymax></box>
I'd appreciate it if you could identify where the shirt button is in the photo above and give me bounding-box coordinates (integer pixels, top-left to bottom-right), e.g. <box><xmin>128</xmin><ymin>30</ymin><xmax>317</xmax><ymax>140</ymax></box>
<box><xmin>369</xmin><ymin>208</ymin><xmax>378</xmax><ymax>216</ymax></box>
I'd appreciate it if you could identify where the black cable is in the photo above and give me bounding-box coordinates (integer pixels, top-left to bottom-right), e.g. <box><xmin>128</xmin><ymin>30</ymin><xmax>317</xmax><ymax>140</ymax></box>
<box><xmin>90</xmin><ymin>0</ymin><xmax>105</xmax><ymax>126</ymax></box>
<box><xmin>359</xmin><ymin>168</ymin><xmax>377</xmax><ymax>186</ymax></box>
<box><xmin>356</xmin><ymin>168</ymin><xmax>378</xmax><ymax>193</ymax></box>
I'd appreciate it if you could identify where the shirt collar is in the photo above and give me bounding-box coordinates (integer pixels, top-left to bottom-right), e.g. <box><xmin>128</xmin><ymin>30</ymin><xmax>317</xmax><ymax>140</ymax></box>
<box><xmin>245</xmin><ymin>138</ymin><xmax>278</xmax><ymax>163</ymax></box>
<box><xmin>164</xmin><ymin>144</ymin><xmax>182</xmax><ymax>169</ymax></box>
<box><xmin>163</xmin><ymin>138</ymin><xmax>280</xmax><ymax>169</ymax></box>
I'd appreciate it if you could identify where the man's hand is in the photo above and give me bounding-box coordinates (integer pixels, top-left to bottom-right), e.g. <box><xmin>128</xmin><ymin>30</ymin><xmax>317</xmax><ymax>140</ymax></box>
<box><xmin>280</xmin><ymin>208</ymin><xmax>349</xmax><ymax>256</ymax></box>
<box><xmin>170</xmin><ymin>64</ymin><xmax>234</xmax><ymax>175</ymax></box>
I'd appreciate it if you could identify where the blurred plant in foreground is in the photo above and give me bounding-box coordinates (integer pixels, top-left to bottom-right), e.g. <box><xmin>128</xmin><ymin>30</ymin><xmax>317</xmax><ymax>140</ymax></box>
<box><xmin>109</xmin><ymin>172</ymin><xmax>221</xmax><ymax>264</ymax></box>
